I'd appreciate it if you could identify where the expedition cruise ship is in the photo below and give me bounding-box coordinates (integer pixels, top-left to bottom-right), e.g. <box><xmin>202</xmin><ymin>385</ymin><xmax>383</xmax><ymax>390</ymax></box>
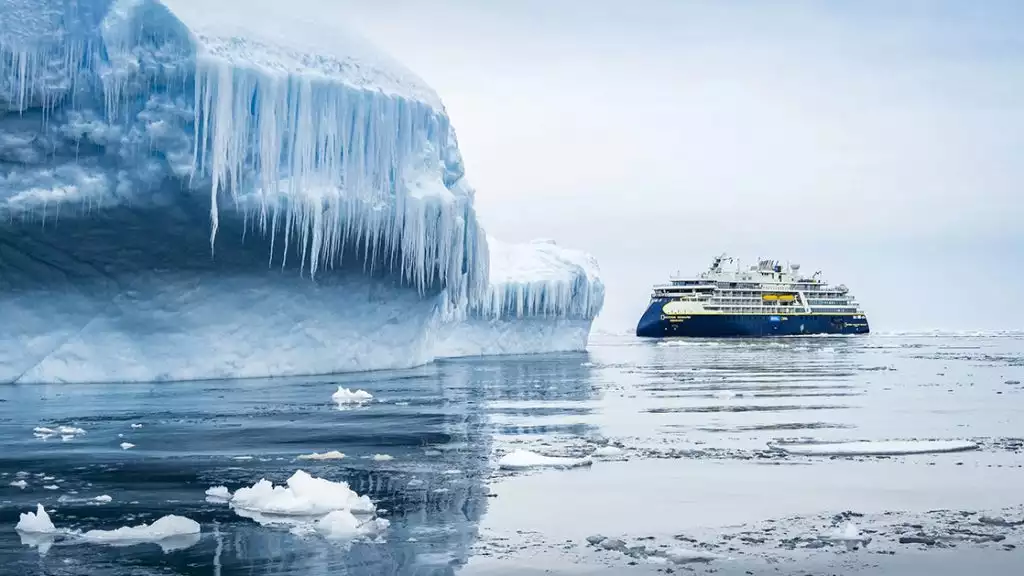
<box><xmin>636</xmin><ymin>254</ymin><xmax>869</xmax><ymax>337</ymax></box>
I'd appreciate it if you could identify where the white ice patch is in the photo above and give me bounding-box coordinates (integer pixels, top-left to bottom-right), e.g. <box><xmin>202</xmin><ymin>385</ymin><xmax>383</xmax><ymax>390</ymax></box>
<box><xmin>94</xmin><ymin>495</ymin><xmax>113</xmax><ymax>503</ymax></box>
<box><xmin>205</xmin><ymin>486</ymin><xmax>232</xmax><ymax>503</ymax></box>
<box><xmin>666</xmin><ymin>548</ymin><xmax>725</xmax><ymax>564</ymax></box>
<box><xmin>81</xmin><ymin>515</ymin><xmax>201</xmax><ymax>552</ymax></box>
<box><xmin>315</xmin><ymin>511</ymin><xmax>390</xmax><ymax>540</ymax></box>
<box><xmin>773</xmin><ymin>440</ymin><xmax>979</xmax><ymax>456</ymax></box>
<box><xmin>332</xmin><ymin>387</ymin><xmax>373</xmax><ymax>407</ymax></box>
<box><xmin>120</xmin><ymin>442</ymin><xmax>136</xmax><ymax>450</ymax></box>
<box><xmin>297</xmin><ymin>451</ymin><xmax>346</xmax><ymax>461</ymax></box>
<box><xmin>226</xmin><ymin>470</ymin><xmax>386</xmax><ymax>541</ymax></box>
<box><xmin>10</xmin><ymin>480</ymin><xmax>28</xmax><ymax>489</ymax></box>
<box><xmin>371</xmin><ymin>454</ymin><xmax>394</xmax><ymax>462</ymax></box>
<box><xmin>16</xmin><ymin>504</ymin><xmax>59</xmax><ymax>534</ymax></box>
<box><xmin>34</xmin><ymin>425</ymin><xmax>85</xmax><ymax>440</ymax></box>
<box><xmin>229</xmin><ymin>470</ymin><xmax>374</xmax><ymax>518</ymax></box>
<box><xmin>497</xmin><ymin>449</ymin><xmax>593</xmax><ymax>470</ymax></box>
<box><xmin>591</xmin><ymin>446</ymin><xmax>624</xmax><ymax>458</ymax></box>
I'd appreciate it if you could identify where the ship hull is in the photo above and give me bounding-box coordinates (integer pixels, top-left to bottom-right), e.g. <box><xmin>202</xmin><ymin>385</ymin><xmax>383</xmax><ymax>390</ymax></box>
<box><xmin>635</xmin><ymin>300</ymin><xmax>869</xmax><ymax>338</ymax></box>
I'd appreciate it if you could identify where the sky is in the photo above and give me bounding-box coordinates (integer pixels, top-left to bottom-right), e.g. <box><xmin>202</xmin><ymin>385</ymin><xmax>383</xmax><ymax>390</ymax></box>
<box><xmin>335</xmin><ymin>0</ymin><xmax>1024</xmax><ymax>333</ymax></box>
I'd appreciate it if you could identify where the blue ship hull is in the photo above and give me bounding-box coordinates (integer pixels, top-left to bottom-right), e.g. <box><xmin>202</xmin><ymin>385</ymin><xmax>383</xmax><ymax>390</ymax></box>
<box><xmin>635</xmin><ymin>299</ymin><xmax>870</xmax><ymax>338</ymax></box>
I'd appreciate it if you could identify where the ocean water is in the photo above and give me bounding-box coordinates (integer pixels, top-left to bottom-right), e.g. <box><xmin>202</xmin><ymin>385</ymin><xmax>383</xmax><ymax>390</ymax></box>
<box><xmin>2</xmin><ymin>332</ymin><xmax>1023</xmax><ymax>575</ymax></box>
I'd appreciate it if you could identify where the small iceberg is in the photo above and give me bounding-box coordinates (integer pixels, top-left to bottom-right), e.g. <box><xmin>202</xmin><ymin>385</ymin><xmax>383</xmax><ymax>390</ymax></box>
<box><xmin>230</xmin><ymin>470</ymin><xmax>375</xmax><ymax>518</ymax></box>
<box><xmin>315</xmin><ymin>511</ymin><xmax>390</xmax><ymax>540</ymax></box>
<box><xmin>498</xmin><ymin>449</ymin><xmax>593</xmax><ymax>470</ymax></box>
<box><xmin>332</xmin><ymin>387</ymin><xmax>373</xmax><ymax>407</ymax></box>
<box><xmin>371</xmin><ymin>454</ymin><xmax>394</xmax><ymax>462</ymax></box>
<box><xmin>772</xmin><ymin>439</ymin><xmax>978</xmax><ymax>456</ymax></box>
<box><xmin>16</xmin><ymin>504</ymin><xmax>59</xmax><ymax>534</ymax></box>
<box><xmin>297</xmin><ymin>451</ymin><xmax>346</xmax><ymax>461</ymax></box>
<box><xmin>826</xmin><ymin>522</ymin><xmax>871</xmax><ymax>550</ymax></box>
<box><xmin>94</xmin><ymin>495</ymin><xmax>112</xmax><ymax>503</ymax></box>
<box><xmin>10</xmin><ymin>479</ymin><xmax>28</xmax><ymax>489</ymax></box>
<box><xmin>205</xmin><ymin>486</ymin><xmax>232</xmax><ymax>502</ymax></box>
<box><xmin>81</xmin><ymin>515</ymin><xmax>202</xmax><ymax>552</ymax></box>
<box><xmin>120</xmin><ymin>442</ymin><xmax>136</xmax><ymax>450</ymax></box>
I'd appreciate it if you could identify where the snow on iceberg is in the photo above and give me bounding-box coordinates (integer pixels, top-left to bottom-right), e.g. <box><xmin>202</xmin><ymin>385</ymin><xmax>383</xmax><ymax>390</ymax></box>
<box><xmin>0</xmin><ymin>0</ymin><xmax>602</xmax><ymax>384</ymax></box>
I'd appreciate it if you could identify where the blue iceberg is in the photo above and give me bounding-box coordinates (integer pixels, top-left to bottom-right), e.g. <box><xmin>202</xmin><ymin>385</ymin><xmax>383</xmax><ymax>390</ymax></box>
<box><xmin>0</xmin><ymin>0</ymin><xmax>603</xmax><ymax>383</ymax></box>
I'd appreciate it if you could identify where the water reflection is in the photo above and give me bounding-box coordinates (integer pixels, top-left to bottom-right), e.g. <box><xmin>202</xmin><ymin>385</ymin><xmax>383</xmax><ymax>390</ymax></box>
<box><xmin>0</xmin><ymin>351</ymin><xmax>596</xmax><ymax>575</ymax></box>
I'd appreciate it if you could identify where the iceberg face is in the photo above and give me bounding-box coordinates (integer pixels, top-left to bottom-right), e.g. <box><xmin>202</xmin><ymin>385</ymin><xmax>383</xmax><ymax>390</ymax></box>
<box><xmin>0</xmin><ymin>0</ymin><xmax>603</xmax><ymax>383</ymax></box>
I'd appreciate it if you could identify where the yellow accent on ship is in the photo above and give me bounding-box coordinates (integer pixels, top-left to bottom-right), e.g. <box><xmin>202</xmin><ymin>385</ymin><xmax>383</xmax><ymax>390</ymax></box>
<box><xmin>762</xmin><ymin>293</ymin><xmax>795</xmax><ymax>302</ymax></box>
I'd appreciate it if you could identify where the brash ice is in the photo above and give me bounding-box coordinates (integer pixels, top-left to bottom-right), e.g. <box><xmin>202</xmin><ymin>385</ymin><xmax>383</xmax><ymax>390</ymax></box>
<box><xmin>0</xmin><ymin>0</ymin><xmax>604</xmax><ymax>383</ymax></box>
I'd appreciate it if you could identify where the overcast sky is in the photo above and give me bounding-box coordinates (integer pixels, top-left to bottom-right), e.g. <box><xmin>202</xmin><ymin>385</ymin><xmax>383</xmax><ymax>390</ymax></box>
<box><xmin>336</xmin><ymin>0</ymin><xmax>1023</xmax><ymax>332</ymax></box>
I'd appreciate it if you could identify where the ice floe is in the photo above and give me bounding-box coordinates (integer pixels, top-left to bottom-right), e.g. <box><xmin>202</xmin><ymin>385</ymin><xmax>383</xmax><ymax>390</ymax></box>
<box><xmin>81</xmin><ymin>516</ymin><xmax>201</xmax><ymax>552</ymax></box>
<box><xmin>297</xmin><ymin>450</ymin><xmax>346</xmax><ymax>461</ymax></box>
<box><xmin>772</xmin><ymin>439</ymin><xmax>979</xmax><ymax>456</ymax></box>
<box><xmin>229</xmin><ymin>470</ymin><xmax>375</xmax><ymax>518</ymax></box>
<box><xmin>371</xmin><ymin>454</ymin><xmax>394</xmax><ymax>462</ymax></box>
<box><xmin>591</xmin><ymin>446</ymin><xmax>624</xmax><ymax>458</ymax></box>
<box><xmin>10</xmin><ymin>480</ymin><xmax>28</xmax><ymax>489</ymax></box>
<box><xmin>16</xmin><ymin>504</ymin><xmax>59</xmax><ymax>534</ymax></box>
<box><xmin>332</xmin><ymin>387</ymin><xmax>373</xmax><ymax>407</ymax></box>
<box><xmin>220</xmin><ymin>470</ymin><xmax>387</xmax><ymax>542</ymax></box>
<box><xmin>120</xmin><ymin>442</ymin><xmax>136</xmax><ymax>450</ymax></box>
<box><xmin>497</xmin><ymin>449</ymin><xmax>593</xmax><ymax>470</ymax></box>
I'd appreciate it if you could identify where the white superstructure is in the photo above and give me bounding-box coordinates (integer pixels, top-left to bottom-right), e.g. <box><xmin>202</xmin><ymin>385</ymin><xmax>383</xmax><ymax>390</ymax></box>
<box><xmin>651</xmin><ymin>254</ymin><xmax>866</xmax><ymax>317</ymax></box>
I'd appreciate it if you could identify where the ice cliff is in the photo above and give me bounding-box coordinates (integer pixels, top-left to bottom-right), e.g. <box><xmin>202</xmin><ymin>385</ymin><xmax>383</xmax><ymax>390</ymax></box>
<box><xmin>0</xmin><ymin>0</ymin><xmax>603</xmax><ymax>383</ymax></box>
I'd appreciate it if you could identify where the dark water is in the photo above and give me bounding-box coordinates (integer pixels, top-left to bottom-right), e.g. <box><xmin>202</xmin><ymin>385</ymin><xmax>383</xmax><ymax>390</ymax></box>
<box><xmin>2</xmin><ymin>333</ymin><xmax>1023</xmax><ymax>575</ymax></box>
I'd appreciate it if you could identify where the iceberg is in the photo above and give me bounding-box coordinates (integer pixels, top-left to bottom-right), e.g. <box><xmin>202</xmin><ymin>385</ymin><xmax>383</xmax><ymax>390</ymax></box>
<box><xmin>0</xmin><ymin>0</ymin><xmax>603</xmax><ymax>383</ymax></box>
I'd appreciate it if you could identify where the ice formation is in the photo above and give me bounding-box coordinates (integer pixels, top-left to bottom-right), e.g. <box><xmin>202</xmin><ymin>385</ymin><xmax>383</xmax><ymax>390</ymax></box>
<box><xmin>0</xmin><ymin>0</ymin><xmax>603</xmax><ymax>384</ymax></box>
<box><xmin>497</xmin><ymin>449</ymin><xmax>593</xmax><ymax>470</ymax></box>
<box><xmin>16</xmin><ymin>504</ymin><xmax>58</xmax><ymax>534</ymax></box>
<box><xmin>772</xmin><ymin>440</ymin><xmax>979</xmax><ymax>456</ymax></box>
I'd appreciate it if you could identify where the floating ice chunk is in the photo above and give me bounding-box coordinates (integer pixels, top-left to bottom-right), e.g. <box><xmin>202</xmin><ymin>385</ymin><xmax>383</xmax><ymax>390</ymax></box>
<box><xmin>497</xmin><ymin>449</ymin><xmax>593</xmax><ymax>470</ymax></box>
<box><xmin>58</xmin><ymin>426</ymin><xmax>85</xmax><ymax>435</ymax></box>
<box><xmin>94</xmin><ymin>495</ymin><xmax>113</xmax><ymax>503</ymax></box>
<box><xmin>315</xmin><ymin>511</ymin><xmax>390</xmax><ymax>540</ymax></box>
<box><xmin>10</xmin><ymin>479</ymin><xmax>28</xmax><ymax>489</ymax></box>
<box><xmin>206</xmin><ymin>486</ymin><xmax>232</xmax><ymax>501</ymax></box>
<box><xmin>81</xmin><ymin>516</ymin><xmax>201</xmax><ymax>552</ymax></box>
<box><xmin>33</xmin><ymin>427</ymin><xmax>56</xmax><ymax>439</ymax></box>
<box><xmin>827</xmin><ymin>522</ymin><xmax>871</xmax><ymax>549</ymax></box>
<box><xmin>131</xmin><ymin>424</ymin><xmax>143</xmax><ymax>429</ymax></box>
<box><xmin>43</xmin><ymin>485</ymin><xmax>59</xmax><ymax>490</ymax></box>
<box><xmin>230</xmin><ymin>470</ymin><xmax>374</xmax><ymax>518</ymax></box>
<box><xmin>297</xmin><ymin>451</ymin><xmax>346</xmax><ymax>461</ymax></box>
<box><xmin>332</xmin><ymin>387</ymin><xmax>373</xmax><ymax>406</ymax></box>
<box><xmin>120</xmin><ymin>442</ymin><xmax>135</xmax><ymax>450</ymax></box>
<box><xmin>665</xmin><ymin>548</ymin><xmax>724</xmax><ymax>564</ymax></box>
<box><xmin>773</xmin><ymin>440</ymin><xmax>979</xmax><ymax>456</ymax></box>
<box><xmin>591</xmin><ymin>446</ymin><xmax>624</xmax><ymax>458</ymax></box>
<box><xmin>371</xmin><ymin>454</ymin><xmax>394</xmax><ymax>462</ymax></box>
<box><xmin>16</xmin><ymin>504</ymin><xmax>59</xmax><ymax>534</ymax></box>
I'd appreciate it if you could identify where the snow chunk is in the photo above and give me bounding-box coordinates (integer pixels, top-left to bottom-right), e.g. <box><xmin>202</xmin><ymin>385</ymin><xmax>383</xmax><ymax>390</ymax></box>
<box><xmin>16</xmin><ymin>504</ymin><xmax>58</xmax><ymax>534</ymax></box>
<box><xmin>498</xmin><ymin>449</ymin><xmax>593</xmax><ymax>470</ymax></box>
<box><xmin>120</xmin><ymin>442</ymin><xmax>135</xmax><ymax>450</ymax></box>
<box><xmin>297</xmin><ymin>451</ymin><xmax>346</xmax><ymax>461</ymax></box>
<box><xmin>10</xmin><ymin>480</ymin><xmax>28</xmax><ymax>489</ymax></box>
<box><xmin>229</xmin><ymin>470</ymin><xmax>374</xmax><ymax>517</ymax></box>
<box><xmin>94</xmin><ymin>495</ymin><xmax>113</xmax><ymax>503</ymax></box>
<box><xmin>131</xmin><ymin>424</ymin><xmax>143</xmax><ymax>429</ymax></box>
<box><xmin>332</xmin><ymin>387</ymin><xmax>373</xmax><ymax>406</ymax></box>
<box><xmin>773</xmin><ymin>440</ymin><xmax>978</xmax><ymax>456</ymax></box>
<box><xmin>371</xmin><ymin>454</ymin><xmax>393</xmax><ymax>462</ymax></box>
